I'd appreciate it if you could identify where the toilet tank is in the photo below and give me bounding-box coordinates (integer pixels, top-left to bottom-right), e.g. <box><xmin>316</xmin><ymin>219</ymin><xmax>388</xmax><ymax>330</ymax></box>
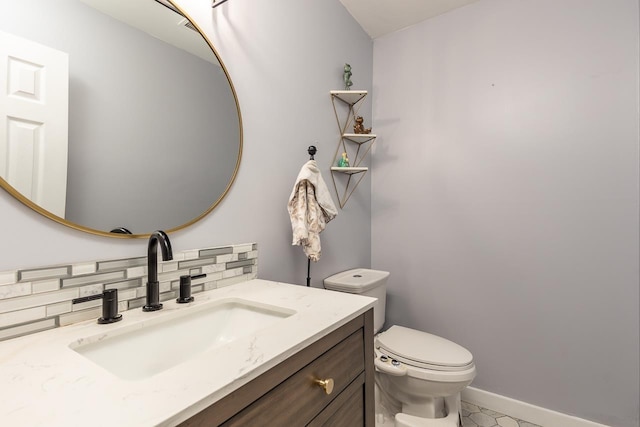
<box><xmin>323</xmin><ymin>268</ymin><xmax>389</xmax><ymax>333</ymax></box>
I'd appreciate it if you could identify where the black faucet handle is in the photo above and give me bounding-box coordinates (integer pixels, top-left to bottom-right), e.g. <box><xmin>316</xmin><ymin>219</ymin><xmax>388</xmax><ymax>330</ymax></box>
<box><xmin>177</xmin><ymin>275</ymin><xmax>195</xmax><ymax>303</ymax></box>
<box><xmin>98</xmin><ymin>289</ymin><xmax>123</xmax><ymax>324</ymax></box>
<box><xmin>176</xmin><ymin>274</ymin><xmax>206</xmax><ymax>303</ymax></box>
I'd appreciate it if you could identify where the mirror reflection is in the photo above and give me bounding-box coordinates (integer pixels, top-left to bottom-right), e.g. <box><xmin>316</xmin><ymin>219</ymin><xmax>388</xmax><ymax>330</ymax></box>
<box><xmin>0</xmin><ymin>0</ymin><xmax>241</xmax><ymax>236</ymax></box>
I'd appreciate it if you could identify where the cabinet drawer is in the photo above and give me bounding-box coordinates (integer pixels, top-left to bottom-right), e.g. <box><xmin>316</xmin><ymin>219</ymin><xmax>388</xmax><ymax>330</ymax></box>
<box><xmin>222</xmin><ymin>329</ymin><xmax>364</xmax><ymax>426</ymax></box>
<box><xmin>308</xmin><ymin>372</ymin><xmax>365</xmax><ymax>427</ymax></box>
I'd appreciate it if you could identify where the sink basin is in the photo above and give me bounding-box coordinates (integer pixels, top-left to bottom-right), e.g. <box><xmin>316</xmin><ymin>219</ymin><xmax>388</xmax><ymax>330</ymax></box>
<box><xmin>70</xmin><ymin>298</ymin><xmax>295</xmax><ymax>380</ymax></box>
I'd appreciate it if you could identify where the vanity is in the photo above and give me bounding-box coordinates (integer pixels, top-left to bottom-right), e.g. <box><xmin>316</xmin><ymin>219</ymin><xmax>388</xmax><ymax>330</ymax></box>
<box><xmin>0</xmin><ymin>279</ymin><xmax>375</xmax><ymax>426</ymax></box>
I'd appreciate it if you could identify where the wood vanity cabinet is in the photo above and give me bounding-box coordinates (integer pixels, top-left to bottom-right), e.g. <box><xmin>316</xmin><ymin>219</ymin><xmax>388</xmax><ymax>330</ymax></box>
<box><xmin>180</xmin><ymin>309</ymin><xmax>374</xmax><ymax>426</ymax></box>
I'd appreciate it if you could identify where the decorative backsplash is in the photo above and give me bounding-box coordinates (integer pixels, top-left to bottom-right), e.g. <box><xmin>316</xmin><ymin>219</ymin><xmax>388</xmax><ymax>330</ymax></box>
<box><xmin>0</xmin><ymin>243</ymin><xmax>258</xmax><ymax>341</ymax></box>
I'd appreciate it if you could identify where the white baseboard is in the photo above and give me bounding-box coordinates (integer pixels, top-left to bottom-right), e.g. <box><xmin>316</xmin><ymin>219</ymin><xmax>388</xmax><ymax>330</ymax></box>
<box><xmin>461</xmin><ymin>387</ymin><xmax>610</xmax><ymax>427</ymax></box>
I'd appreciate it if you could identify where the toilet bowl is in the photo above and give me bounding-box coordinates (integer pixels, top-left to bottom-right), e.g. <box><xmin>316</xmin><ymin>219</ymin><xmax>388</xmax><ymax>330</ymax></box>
<box><xmin>375</xmin><ymin>326</ymin><xmax>475</xmax><ymax>424</ymax></box>
<box><xmin>324</xmin><ymin>269</ymin><xmax>476</xmax><ymax>427</ymax></box>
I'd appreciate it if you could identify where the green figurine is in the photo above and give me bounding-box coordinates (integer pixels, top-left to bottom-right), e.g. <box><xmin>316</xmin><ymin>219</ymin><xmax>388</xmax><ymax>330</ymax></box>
<box><xmin>343</xmin><ymin>63</ymin><xmax>353</xmax><ymax>90</ymax></box>
<box><xmin>338</xmin><ymin>152</ymin><xmax>350</xmax><ymax>167</ymax></box>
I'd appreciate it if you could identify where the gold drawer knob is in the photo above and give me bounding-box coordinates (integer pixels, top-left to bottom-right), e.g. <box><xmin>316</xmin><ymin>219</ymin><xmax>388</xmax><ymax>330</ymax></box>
<box><xmin>314</xmin><ymin>378</ymin><xmax>334</xmax><ymax>395</ymax></box>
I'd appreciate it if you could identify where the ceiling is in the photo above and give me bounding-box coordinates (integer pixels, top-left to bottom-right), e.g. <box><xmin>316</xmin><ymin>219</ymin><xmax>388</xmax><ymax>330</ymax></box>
<box><xmin>79</xmin><ymin>0</ymin><xmax>216</xmax><ymax>63</ymax></box>
<box><xmin>339</xmin><ymin>0</ymin><xmax>482</xmax><ymax>39</ymax></box>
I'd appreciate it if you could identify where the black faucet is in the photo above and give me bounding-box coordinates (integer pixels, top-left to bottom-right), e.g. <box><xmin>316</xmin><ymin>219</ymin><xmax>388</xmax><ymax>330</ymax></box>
<box><xmin>143</xmin><ymin>230</ymin><xmax>173</xmax><ymax>312</ymax></box>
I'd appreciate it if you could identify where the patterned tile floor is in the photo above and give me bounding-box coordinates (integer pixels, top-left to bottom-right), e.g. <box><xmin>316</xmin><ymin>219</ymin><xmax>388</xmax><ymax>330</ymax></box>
<box><xmin>461</xmin><ymin>402</ymin><xmax>542</xmax><ymax>427</ymax></box>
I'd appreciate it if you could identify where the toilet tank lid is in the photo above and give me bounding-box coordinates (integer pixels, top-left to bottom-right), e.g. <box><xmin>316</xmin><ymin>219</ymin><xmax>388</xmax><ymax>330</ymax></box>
<box><xmin>323</xmin><ymin>268</ymin><xmax>390</xmax><ymax>293</ymax></box>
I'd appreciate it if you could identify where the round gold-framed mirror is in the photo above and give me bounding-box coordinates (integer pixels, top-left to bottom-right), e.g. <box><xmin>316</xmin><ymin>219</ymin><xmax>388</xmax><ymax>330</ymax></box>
<box><xmin>0</xmin><ymin>0</ymin><xmax>242</xmax><ymax>238</ymax></box>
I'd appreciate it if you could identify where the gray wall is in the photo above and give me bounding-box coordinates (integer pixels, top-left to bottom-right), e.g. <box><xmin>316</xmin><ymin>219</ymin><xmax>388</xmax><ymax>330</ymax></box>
<box><xmin>0</xmin><ymin>0</ymin><xmax>373</xmax><ymax>287</ymax></box>
<box><xmin>371</xmin><ymin>0</ymin><xmax>639</xmax><ymax>426</ymax></box>
<box><xmin>0</xmin><ymin>0</ymin><xmax>238</xmax><ymax>233</ymax></box>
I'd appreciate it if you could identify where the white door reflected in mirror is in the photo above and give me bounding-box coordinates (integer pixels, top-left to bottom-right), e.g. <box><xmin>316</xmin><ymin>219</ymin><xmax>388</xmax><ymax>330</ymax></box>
<box><xmin>0</xmin><ymin>30</ymin><xmax>69</xmax><ymax>218</ymax></box>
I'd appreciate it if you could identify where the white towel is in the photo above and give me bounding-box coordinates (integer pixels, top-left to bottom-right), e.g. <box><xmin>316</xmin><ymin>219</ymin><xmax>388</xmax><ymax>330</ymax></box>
<box><xmin>287</xmin><ymin>160</ymin><xmax>338</xmax><ymax>262</ymax></box>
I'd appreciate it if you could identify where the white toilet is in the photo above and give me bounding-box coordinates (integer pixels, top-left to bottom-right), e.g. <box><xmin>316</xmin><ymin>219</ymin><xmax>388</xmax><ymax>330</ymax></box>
<box><xmin>324</xmin><ymin>269</ymin><xmax>476</xmax><ymax>427</ymax></box>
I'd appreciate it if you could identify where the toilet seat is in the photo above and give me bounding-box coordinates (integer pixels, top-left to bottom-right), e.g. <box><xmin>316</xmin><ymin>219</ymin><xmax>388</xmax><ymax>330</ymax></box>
<box><xmin>375</xmin><ymin>347</ymin><xmax>476</xmax><ymax>383</ymax></box>
<box><xmin>377</xmin><ymin>326</ymin><xmax>473</xmax><ymax>369</ymax></box>
<box><xmin>375</xmin><ymin>326</ymin><xmax>476</xmax><ymax>382</ymax></box>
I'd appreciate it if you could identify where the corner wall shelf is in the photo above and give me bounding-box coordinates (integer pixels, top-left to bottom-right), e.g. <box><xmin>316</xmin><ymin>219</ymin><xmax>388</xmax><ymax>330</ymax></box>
<box><xmin>329</xmin><ymin>90</ymin><xmax>376</xmax><ymax>208</ymax></box>
<box><xmin>330</xmin><ymin>167</ymin><xmax>368</xmax><ymax>175</ymax></box>
<box><xmin>342</xmin><ymin>133</ymin><xmax>377</xmax><ymax>144</ymax></box>
<box><xmin>330</xmin><ymin>90</ymin><xmax>367</xmax><ymax>106</ymax></box>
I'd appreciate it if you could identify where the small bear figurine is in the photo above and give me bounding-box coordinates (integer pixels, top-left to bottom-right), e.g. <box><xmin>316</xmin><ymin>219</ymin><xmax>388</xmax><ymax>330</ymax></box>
<box><xmin>353</xmin><ymin>116</ymin><xmax>371</xmax><ymax>134</ymax></box>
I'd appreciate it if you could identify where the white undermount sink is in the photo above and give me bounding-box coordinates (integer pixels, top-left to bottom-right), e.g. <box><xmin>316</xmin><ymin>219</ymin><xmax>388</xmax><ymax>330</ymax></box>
<box><xmin>69</xmin><ymin>298</ymin><xmax>295</xmax><ymax>381</ymax></box>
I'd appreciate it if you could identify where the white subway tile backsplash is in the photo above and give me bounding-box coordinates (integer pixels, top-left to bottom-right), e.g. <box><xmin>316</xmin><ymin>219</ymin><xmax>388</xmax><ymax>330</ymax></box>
<box><xmin>71</xmin><ymin>262</ymin><xmax>97</xmax><ymax>276</ymax></box>
<box><xmin>227</xmin><ymin>260</ymin><xmax>254</xmax><ymax>269</ymax></box>
<box><xmin>0</xmin><ymin>306</ymin><xmax>46</xmax><ymax>328</ymax></box>
<box><xmin>59</xmin><ymin>307</ymin><xmax>102</xmax><ymax>327</ymax></box>
<box><xmin>157</xmin><ymin>271</ymin><xmax>185</xmax><ymax>284</ymax></box>
<box><xmin>78</xmin><ymin>284</ymin><xmax>104</xmax><ymax>298</ymax></box>
<box><xmin>232</xmin><ymin>244</ymin><xmax>253</xmax><ymax>253</ymax></box>
<box><xmin>117</xmin><ymin>289</ymin><xmax>137</xmax><ymax>301</ymax></box>
<box><xmin>222</xmin><ymin>268</ymin><xmax>243</xmax><ymax>279</ymax></box>
<box><xmin>200</xmin><ymin>247</ymin><xmax>233</xmax><ymax>257</ymax></box>
<box><xmin>160</xmin><ymin>291</ymin><xmax>177</xmax><ymax>302</ymax></box>
<box><xmin>72</xmin><ymin>298</ymin><xmax>102</xmax><ymax>312</ymax></box>
<box><xmin>161</xmin><ymin>261</ymin><xmax>179</xmax><ymax>273</ymax></box>
<box><xmin>216</xmin><ymin>275</ymin><xmax>249</xmax><ymax>288</ymax></box>
<box><xmin>62</xmin><ymin>271</ymin><xmax>125</xmax><ymax>288</ymax></box>
<box><xmin>32</xmin><ymin>279</ymin><xmax>60</xmax><ymax>294</ymax></box>
<box><xmin>0</xmin><ymin>288</ymin><xmax>79</xmax><ymax>314</ymax></box>
<box><xmin>46</xmin><ymin>301</ymin><xmax>72</xmax><ymax>317</ymax></box>
<box><xmin>126</xmin><ymin>266</ymin><xmax>146</xmax><ymax>279</ymax></box>
<box><xmin>128</xmin><ymin>298</ymin><xmax>145</xmax><ymax>310</ymax></box>
<box><xmin>191</xmin><ymin>275</ymin><xmax>207</xmax><ymax>285</ymax></box>
<box><xmin>0</xmin><ymin>271</ymin><xmax>17</xmax><ymax>286</ymax></box>
<box><xmin>0</xmin><ymin>282</ymin><xmax>32</xmax><ymax>299</ymax></box>
<box><xmin>205</xmin><ymin>272</ymin><xmax>224</xmax><ymax>282</ymax></box>
<box><xmin>0</xmin><ymin>243</ymin><xmax>258</xmax><ymax>340</ymax></box>
<box><xmin>105</xmin><ymin>279</ymin><xmax>141</xmax><ymax>291</ymax></box>
<box><xmin>19</xmin><ymin>266</ymin><xmax>71</xmax><ymax>282</ymax></box>
<box><xmin>97</xmin><ymin>258</ymin><xmax>145</xmax><ymax>271</ymax></box>
<box><xmin>183</xmin><ymin>250</ymin><xmax>200</xmax><ymax>260</ymax></box>
<box><xmin>215</xmin><ymin>254</ymin><xmax>236</xmax><ymax>263</ymax></box>
<box><xmin>202</xmin><ymin>263</ymin><xmax>226</xmax><ymax>274</ymax></box>
<box><xmin>178</xmin><ymin>258</ymin><xmax>216</xmax><ymax>269</ymax></box>
<box><xmin>0</xmin><ymin>318</ymin><xmax>56</xmax><ymax>341</ymax></box>
<box><xmin>171</xmin><ymin>252</ymin><xmax>186</xmax><ymax>261</ymax></box>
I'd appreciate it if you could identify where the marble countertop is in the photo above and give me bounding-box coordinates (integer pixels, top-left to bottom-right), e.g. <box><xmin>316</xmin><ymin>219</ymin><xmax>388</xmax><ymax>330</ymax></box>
<box><xmin>0</xmin><ymin>279</ymin><xmax>375</xmax><ymax>426</ymax></box>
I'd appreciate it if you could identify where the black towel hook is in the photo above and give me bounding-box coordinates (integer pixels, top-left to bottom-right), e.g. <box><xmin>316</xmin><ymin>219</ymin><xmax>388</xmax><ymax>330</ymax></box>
<box><xmin>304</xmin><ymin>144</ymin><xmax>318</xmax><ymax>287</ymax></box>
<box><xmin>308</xmin><ymin>145</ymin><xmax>317</xmax><ymax>160</ymax></box>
